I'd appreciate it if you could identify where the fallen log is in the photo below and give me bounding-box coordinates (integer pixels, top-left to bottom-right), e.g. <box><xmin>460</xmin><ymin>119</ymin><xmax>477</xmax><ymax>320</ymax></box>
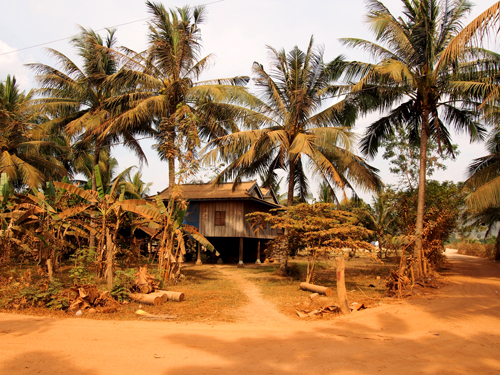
<box><xmin>157</xmin><ymin>290</ymin><xmax>185</xmax><ymax>302</ymax></box>
<box><xmin>299</xmin><ymin>282</ymin><xmax>333</xmax><ymax>297</ymax></box>
<box><xmin>130</xmin><ymin>293</ymin><xmax>166</xmax><ymax>306</ymax></box>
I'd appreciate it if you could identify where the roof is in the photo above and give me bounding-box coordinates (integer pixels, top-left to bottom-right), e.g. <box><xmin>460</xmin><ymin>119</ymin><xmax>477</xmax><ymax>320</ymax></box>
<box><xmin>156</xmin><ymin>181</ymin><xmax>281</xmax><ymax>207</ymax></box>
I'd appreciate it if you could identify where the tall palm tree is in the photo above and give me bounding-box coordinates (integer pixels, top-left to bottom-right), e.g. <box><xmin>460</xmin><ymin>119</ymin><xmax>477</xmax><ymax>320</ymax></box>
<box><xmin>28</xmin><ymin>27</ymin><xmax>151</xmax><ymax>192</ymax></box>
<box><xmin>205</xmin><ymin>38</ymin><xmax>382</xmax><ymax>207</ymax></box>
<box><xmin>0</xmin><ymin>75</ymin><xmax>66</xmax><ymax>188</ymax></box>
<box><xmin>465</xmin><ymin>127</ymin><xmax>500</xmax><ymax>210</ymax></box>
<box><xmin>105</xmin><ymin>1</ymin><xmax>256</xmax><ymax>187</ymax></box>
<box><xmin>341</xmin><ymin>0</ymin><xmax>500</xmax><ymax>277</ymax></box>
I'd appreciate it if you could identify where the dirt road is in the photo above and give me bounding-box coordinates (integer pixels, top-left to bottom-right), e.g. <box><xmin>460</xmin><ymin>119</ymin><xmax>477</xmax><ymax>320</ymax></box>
<box><xmin>1</xmin><ymin>249</ymin><xmax>499</xmax><ymax>374</ymax></box>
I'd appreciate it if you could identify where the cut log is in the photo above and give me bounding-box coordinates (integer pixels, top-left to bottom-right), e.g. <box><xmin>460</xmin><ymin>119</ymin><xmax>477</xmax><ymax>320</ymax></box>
<box><xmin>130</xmin><ymin>293</ymin><xmax>166</xmax><ymax>306</ymax></box>
<box><xmin>157</xmin><ymin>290</ymin><xmax>185</xmax><ymax>302</ymax></box>
<box><xmin>147</xmin><ymin>292</ymin><xmax>168</xmax><ymax>304</ymax></box>
<box><xmin>300</xmin><ymin>282</ymin><xmax>333</xmax><ymax>297</ymax></box>
<box><xmin>139</xmin><ymin>284</ymin><xmax>153</xmax><ymax>294</ymax></box>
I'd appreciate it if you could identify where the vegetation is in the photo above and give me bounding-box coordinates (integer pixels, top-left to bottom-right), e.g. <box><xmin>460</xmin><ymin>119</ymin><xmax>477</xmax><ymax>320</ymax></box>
<box><xmin>341</xmin><ymin>0</ymin><xmax>500</xmax><ymax>277</ymax></box>
<box><xmin>2</xmin><ymin>0</ymin><xmax>500</xmax><ymax>316</ymax></box>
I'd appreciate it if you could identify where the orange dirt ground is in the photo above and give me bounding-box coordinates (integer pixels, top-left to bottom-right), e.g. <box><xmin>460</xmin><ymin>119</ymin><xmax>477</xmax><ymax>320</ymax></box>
<box><xmin>1</xmin><ymin>249</ymin><xmax>499</xmax><ymax>375</ymax></box>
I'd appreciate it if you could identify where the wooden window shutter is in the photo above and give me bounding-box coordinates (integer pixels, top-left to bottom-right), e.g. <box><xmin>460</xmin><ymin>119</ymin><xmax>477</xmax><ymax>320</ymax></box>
<box><xmin>215</xmin><ymin>211</ymin><xmax>226</xmax><ymax>226</ymax></box>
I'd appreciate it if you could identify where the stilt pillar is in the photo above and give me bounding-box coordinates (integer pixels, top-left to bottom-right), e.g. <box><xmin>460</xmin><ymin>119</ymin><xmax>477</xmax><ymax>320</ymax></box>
<box><xmin>196</xmin><ymin>242</ymin><xmax>202</xmax><ymax>266</ymax></box>
<box><xmin>255</xmin><ymin>239</ymin><xmax>261</xmax><ymax>264</ymax></box>
<box><xmin>238</xmin><ymin>237</ymin><xmax>244</xmax><ymax>267</ymax></box>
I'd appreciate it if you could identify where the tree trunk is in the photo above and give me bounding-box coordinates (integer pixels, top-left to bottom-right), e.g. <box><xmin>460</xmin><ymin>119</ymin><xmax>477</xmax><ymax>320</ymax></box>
<box><xmin>89</xmin><ymin>147</ymin><xmax>100</xmax><ymax>252</ymax></box>
<box><xmin>130</xmin><ymin>293</ymin><xmax>166</xmax><ymax>306</ymax></box>
<box><xmin>157</xmin><ymin>290</ymin><xmax>185</xmax><ymax>302</ymax></box>
<box><xmin>167</xmin><ymin>124</ymin><xmax>176</xmax><ymax>188</ymax></box>
<box><xmin>335</xmin><ymin>257</ymin><xmax>350</xmax><ymax>314</ymax></box>
<box><xmin>414</xmin><ymin>109</ymin><xmax>430</xmax><ymax>279</ymax></box>
<box><xmin>106</xmin><ymin>228</ymin><xmax>114</xmax><ymax>290</ymax></box>
<box><xmin>495</xmin><ymin>227</ymin><xmax>500</xmax><ymax>261</ymax></box>
<box><xmin>300</xmin><ymin>282</ymin><xmax>333</xmax><ymax>296</ymax></box>
<box><xmin>280</xmin><ymin>158</ymin><xmax>296</xmax><ymax>274</ymax></box>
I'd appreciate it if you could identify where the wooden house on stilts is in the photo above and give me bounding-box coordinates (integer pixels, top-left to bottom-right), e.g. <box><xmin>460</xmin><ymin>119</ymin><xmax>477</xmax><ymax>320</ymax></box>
<box><xmin>156</xmin><ymin>181</ymin><xmax>282</xmax><ymax>266</ymax></box>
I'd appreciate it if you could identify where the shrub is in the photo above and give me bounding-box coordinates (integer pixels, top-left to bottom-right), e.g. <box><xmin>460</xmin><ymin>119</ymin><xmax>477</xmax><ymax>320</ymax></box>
<box><xmin>455</xmin><ymin>241</ymin><xmax>495</xmax><ymax>259</ymax></box>
<box><xmin>0</xmin><ymin>269</ymin><xmax>68</xmax><ymax>310</ymax></box>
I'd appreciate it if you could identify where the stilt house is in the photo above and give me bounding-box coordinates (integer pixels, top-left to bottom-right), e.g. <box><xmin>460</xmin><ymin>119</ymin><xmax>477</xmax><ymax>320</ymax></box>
<box><xmin>156</xmin><ymin>181</ymin><xmax>282</xmax><ymax>265</ymax></box>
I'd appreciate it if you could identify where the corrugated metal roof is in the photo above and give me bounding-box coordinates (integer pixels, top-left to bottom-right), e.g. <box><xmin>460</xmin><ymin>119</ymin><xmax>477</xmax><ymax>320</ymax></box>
<box><xmin>156</xmin><ymin>181</ymin><xmax>281</xmax><ymax>207</ymax></box>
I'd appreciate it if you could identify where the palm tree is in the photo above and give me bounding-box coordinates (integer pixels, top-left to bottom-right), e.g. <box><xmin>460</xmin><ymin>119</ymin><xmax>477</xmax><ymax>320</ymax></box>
<box><xmin>28</xmin><ymin>27</ymin><xmax>151</xmax><ymax>192</ymax></box>
<box><xmin>465</xmin><ymin>127</ymin><xmax>500</xmax><ymax>208</ymax></box>
<box><xmin>105</xmin><ymin>1</ymin><xmax>255</xmax><ymax>188</ymax></box>
<box><xmin>341</xmin><ymin>0</ymin><xmax>500</xmax><ymax>277</ymax></box>
<box><xmin>205</xmin><ymin>37</ymin><xmax>382</xmax><ymax>207</ymax></box>
<box><xmin>0</xmin><ymin>75</ymin><xmax>67</xmax><ymax>188</ymax></box>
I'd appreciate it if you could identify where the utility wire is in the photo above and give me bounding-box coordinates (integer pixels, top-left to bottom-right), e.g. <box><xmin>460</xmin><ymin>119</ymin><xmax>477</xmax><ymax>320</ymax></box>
<box><xmin>0</xmin><ymin>0</ymin><xmax>225</xmax><ymax>57</ymax></box>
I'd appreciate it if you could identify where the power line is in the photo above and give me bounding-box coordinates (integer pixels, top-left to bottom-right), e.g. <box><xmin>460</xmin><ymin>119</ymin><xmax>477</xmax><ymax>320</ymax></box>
<box><xmin>0</xmin><ymin>0</ymin><xmax>225</xmax><ymax>57</ymax></box>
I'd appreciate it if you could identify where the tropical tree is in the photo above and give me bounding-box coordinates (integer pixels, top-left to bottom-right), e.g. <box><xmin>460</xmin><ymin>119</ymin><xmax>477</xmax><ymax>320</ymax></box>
<box><xmin>0</xmin><ymin>75</ymin><xmax>67</xmax><ymax>188</ymax></box>
<box><xmin>105</xmin><ymin>1</ymin><xmax>255</xmax><ymax>188</ymax></box>
<box><xmin>341</xmin><ymin>0</ymin><xmax>500</xmax><ymax>277</ymax></box>
<box><xmin>28</xmin><ymin>27</ymin><xmax>151</xmax><ymax>192</ymax></box>
<box><xmin>465</xmin><ymin>127</ymin><xmax>500</xmax><ymax>210</ymax></box>
<box><xmin>205</xmin><ymin>37</ymin><xmax>382</xmax><ymax>208</ymax></box>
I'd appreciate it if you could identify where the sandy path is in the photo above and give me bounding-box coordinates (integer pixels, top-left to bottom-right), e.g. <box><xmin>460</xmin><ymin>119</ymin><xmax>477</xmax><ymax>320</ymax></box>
<box><xmin>216</xmin><ymin>266</ymin><xmax>293</xmax><ymax>324</ymax></box>
<box><xmin>1</xmin><ymin>249</ymin><xmax>500</xmax><ymax>374</ymax></box>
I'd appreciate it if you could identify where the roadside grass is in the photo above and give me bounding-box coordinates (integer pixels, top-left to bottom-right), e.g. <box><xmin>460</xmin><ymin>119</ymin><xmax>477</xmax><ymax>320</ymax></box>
<box><xmin>0</xmin><ymin>264</ymin><xmax>248</xmax><ymax>323</ymax></box>
<box><xmin>1</xmin><ymin>256</ymin><xmax>399</xmax><ymax>322</ymax></box>
<box><xmin>224</xmin><ymin>256</ymin><xmax>398</xmax><ymax>319</ymax></box>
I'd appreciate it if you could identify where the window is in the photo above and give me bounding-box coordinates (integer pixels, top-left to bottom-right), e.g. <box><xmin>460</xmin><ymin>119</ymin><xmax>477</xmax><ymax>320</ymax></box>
<box><xmin>215</xmin><ymin>211</ymin><xmax>226</xmax><ymax>226</ymax></box>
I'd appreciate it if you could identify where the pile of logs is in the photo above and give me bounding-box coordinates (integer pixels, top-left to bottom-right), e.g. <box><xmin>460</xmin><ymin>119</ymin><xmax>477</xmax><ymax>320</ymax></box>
<box><xmin>129</xmin><ymin>265</ymin><xmax>185</xmax><ymax>306</ymax></box>
<box><xmin>67</xmin><ymin>285</ymin><xmax>120</xmax><ymax>313</ymax></box>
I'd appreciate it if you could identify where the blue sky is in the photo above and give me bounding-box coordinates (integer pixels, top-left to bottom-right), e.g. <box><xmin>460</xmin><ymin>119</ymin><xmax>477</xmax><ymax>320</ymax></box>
<box><xmin>0</xmin><ymin>0</ymin><xmax>496</xmax><ymax>202</ymax></box>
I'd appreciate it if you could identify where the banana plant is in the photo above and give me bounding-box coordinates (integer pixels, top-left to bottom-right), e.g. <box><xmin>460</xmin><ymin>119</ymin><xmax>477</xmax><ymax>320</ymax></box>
<box><xmin>122</xmin><ymin>187</ymin><xmax>217</xmax><ymax>282</ymax></box>
<box><xmin>54</xmin><ymin>165</ymin><xmax>148</xmax><ymax>289</ymax></box>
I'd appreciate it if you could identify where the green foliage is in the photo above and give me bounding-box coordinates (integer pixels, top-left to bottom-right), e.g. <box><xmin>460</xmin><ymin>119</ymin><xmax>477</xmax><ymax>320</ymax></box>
<box><xmin>0</xmin><ymin>270</ymin><xmax>68</xmax><ymax>310</ymax></box>
<box><xmin>110</xmin><ymin>269</ymin><xmax>136</xmax><ymax>302</ymax></box>
<box><xmin>381</xmin><ymin>125</ymin><xmax>459</xmax><ymax>190</ymax></box>
<box><xmin>69</xmin><ymin>247</ymin><xmax>97</xmax><ymax>285</ymax></box>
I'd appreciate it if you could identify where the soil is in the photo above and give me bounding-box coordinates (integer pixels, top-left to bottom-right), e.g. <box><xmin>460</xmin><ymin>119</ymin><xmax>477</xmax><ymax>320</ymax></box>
<box><xmin>1</xmin><ymin>249</ymin><xmax>500</xmax><ymax>374</ymax></box>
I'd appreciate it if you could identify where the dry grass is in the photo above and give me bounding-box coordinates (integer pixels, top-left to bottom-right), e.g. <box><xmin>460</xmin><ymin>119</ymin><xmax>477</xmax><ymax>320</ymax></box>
<box><xmin>1</xmin><ymin>256</ymin><xmax>401</xmax><ymax>322</ymax></box>
<box><xmin>0</xmin><ymin>265</ymin><xmax>248</xmax><ymax>323</ymax></box>
<box><xmin>447</xmin><ymin>241</ymin><xmax>496</xmax><ymax>259</ymax></box>
<box><xmin>225</xmin><ymin>257</ymin><xmax>398</xmax><ymax>320</ymax></box>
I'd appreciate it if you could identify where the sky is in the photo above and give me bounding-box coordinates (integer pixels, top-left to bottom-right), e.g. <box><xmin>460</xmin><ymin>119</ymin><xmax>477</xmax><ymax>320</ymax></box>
<box><xmin>0</xmin><ymin>0</ymin><xmax>497</xmax><ymax>203</ymax></box>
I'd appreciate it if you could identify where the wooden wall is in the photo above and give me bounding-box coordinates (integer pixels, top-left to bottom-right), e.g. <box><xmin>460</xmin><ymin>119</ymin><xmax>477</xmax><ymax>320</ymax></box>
<box><xmin>198</xmin><ymin>200</ymin><xmax>279</xmax><ymax>239</ymax></box>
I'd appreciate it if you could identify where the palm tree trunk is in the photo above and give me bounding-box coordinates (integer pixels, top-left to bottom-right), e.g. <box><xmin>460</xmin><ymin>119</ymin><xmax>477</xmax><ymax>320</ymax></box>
<box><xmin>414</xmin><ymin>110</ymin><xmax>430</xmax><ymax>279</ymax></box>
<box><xmin>280</xmin><ymin>158</ymin><xmax>297</xmax><ymax>275</ymax></box>
<box><xmin>167</xmin><ymin>124</ymin><xmax>176</xmax><ymax>188</ymax></box>
<box><xmin>495</xmin><ymin>226</ymin><xmax>500</xmax><ymax>262</ymax></box>
<box><xmin>287</xmin><ymin>160</ymin><xmax>296</xmax><ymax>207</ymax></box>
<box><xmin>89</xmin><ymin>146</ymin><xmax>100</xmax><ymax>251</ymax></box>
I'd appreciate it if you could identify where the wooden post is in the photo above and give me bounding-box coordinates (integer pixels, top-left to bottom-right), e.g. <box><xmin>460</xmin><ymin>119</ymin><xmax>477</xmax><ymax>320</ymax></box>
<box><xmin>196</xmin><ymin>242</ymin><xmax>202</xmax><ymax>266</ymax></box>
<box><xmin>238</xmin><ymin>237</ymin><xmax>244</xmax><ymax>267</ymax></box>
<box><xmin>46</xmin><ymin>259</ymin><xmax>54</xmax><ymax>281</ymax></box>
<box><xmin>255</xmin><ymin>239</ymin><xmax>261</xmax><ymax>264</ymax></box>
<box><xmin>335</xmin><ymin>257</ymin><xmax>350</xmax><ymax>314</ymax></box>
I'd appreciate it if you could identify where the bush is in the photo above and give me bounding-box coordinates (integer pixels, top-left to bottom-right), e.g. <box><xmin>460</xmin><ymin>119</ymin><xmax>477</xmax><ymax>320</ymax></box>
<box><xmin>0</xmin><ymin>269</ymin><xmax>68</xmax><ymax>310</ymax></box>
<box><xmin>454</xmin><ymin>241</ymin><xmax>496</xmax><ymax>259</ymax></box>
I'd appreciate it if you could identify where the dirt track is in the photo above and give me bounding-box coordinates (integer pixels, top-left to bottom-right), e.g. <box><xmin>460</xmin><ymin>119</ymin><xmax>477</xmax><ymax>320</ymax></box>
<box><xmin>1</xmin><ymin>249</ymin><xmax>500</xmax><ymax>375</ymax></box>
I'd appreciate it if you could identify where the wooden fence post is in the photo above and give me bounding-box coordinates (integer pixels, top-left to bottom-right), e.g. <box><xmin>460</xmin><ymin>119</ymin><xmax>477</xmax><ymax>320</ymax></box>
<box><xmin>336</xmin><ymin>257</ymin><xmax>350</xmax><ymax>314</ymax></box>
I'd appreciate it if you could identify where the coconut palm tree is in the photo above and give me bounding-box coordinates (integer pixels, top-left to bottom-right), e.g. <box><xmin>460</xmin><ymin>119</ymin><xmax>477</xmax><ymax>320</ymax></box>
<box><xmin>0</xmin><ymin>75</ymin><xmax>67</xmax><ymax>189</ymax></box>
<box><xmin>205</xmin><ymin>38</ymin><xmax>382</xmax><ymax>207</ymax></box>
<box><xmin>104</xmin><ymin>1</ymin><xmax>256</xmax><ymax>188</ymax></box>
<box><xmin>341</xmin><ymin>0</ymin><xmax>500</xmax><ymax>277</ymax></box>
<box><xmin>465</xmin><ymin>127</ymin><xmax>500</xmax><ymax>209</ymax></box>
<box><xmin>28</xmin><ymin>27</ymin><xmax>151</xmax><ymax>192</ymax></box>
